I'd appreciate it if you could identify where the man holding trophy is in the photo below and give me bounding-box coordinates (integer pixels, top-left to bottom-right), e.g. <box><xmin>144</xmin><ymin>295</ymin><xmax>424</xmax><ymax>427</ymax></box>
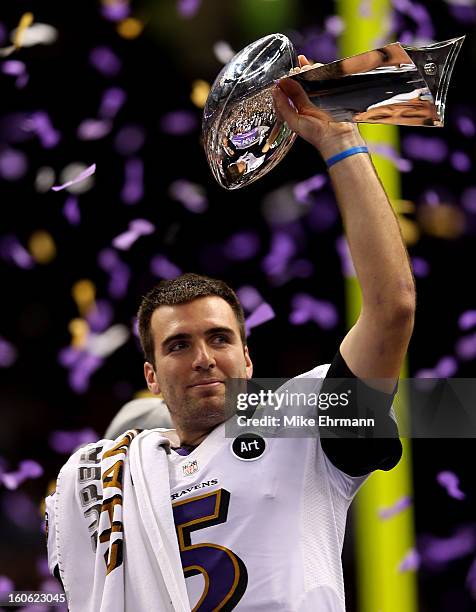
<box><xmin>46</xmin><ymin>36</ymin><xmax>464</xmax><ymax>612</ymax></box>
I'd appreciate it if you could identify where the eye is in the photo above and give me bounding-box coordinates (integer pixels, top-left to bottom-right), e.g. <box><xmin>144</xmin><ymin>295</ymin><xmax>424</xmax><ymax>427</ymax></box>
<box><xmin>169</xmin><ymin>341</ymin><xmax>188</xmax><ymax>353</ymax></box>
<box><xmin>212</xmin><ymin>334</ymin><xmax>229</xmax><ymax>344</ymax></box>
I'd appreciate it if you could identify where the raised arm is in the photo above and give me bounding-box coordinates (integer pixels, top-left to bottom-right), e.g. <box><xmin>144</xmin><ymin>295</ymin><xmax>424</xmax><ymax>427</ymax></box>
<box><xmin>273</xmin><ymin>57</ymin><xmax>415</xmax><ymax>392</ymax></box>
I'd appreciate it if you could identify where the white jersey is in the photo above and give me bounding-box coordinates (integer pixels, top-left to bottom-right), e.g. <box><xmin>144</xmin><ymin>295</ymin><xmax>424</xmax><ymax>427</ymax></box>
<box><xmin>47</xmin><ymin>364</ymin><xmax>368</xmax><ymax>611</ymax></box>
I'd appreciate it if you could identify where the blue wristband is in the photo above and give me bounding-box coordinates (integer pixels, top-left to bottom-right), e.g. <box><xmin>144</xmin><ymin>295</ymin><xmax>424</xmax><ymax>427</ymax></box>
<box><xmin>326</xmin><ymin>146</ymin><xmax>369</xmax><ymax>169</ymax></box>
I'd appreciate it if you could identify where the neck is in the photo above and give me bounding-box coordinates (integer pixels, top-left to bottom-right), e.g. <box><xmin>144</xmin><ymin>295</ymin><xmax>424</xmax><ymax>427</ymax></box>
<box><xmin>174</xmin><ymin>426</ymin><xmax>215</xmax><ymax>447</ymax></box>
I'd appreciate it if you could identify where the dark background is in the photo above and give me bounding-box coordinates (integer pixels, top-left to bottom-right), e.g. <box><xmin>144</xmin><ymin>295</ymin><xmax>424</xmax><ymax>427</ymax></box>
<box><xmin>1</xmin><ymin>0</ymin><xmax>475</xmax><ymax>610</ymax></box>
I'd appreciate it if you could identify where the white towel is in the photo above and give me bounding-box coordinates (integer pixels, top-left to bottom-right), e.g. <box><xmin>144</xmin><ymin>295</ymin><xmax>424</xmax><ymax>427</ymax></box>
<box><xmin>54</xmin><ymin>429</ymin><xmax>190</xmax><ymax>611</ymax></box>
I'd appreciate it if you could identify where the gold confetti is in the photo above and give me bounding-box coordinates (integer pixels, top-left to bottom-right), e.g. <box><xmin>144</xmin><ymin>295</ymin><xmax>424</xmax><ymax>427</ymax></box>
<box><xmin>134</xmin><ymin>388</ymin><xmax>161</xmax><ymax>399</ymax></box>
<box><xmin>392</xmin><ymin>199</ymin><xmax>415</xmax><ymax>214</ymax></box>
<box><xmin>28</xmin><ymin>230</ymin><xmax>56</xmax><ymax>264</ymax></box>
<box><xmin>72</xmin><ymin>279</ymin><xmax>96</xmax><ymax>316</ymax></box>
<box><xmin>117</xmin><ymin>18</ymin><xmax>144</xmax><ymax>39</ymax></box>
<box><xmin>68</xmin><ymin>318</ymin><xmax>90</xmax><ymax>348</ymax></box>
<box><xmin>398</xmin><ymin>217</ymin><xmax>420</xmax><ymax>246</ymax></box>
<box><xmin>191</xmin><ymin>80</ymin><xmax>210</xmax><ymax>109</ymax></box>
<box><xmin>40</xmin><ymin>478</ymin><xmax>57</xmax><ymax>516</ymax></box>
<box><xmin>417</xmin><ymin>203</ymin><xmax>465</xmax><ymax>239</ymax></box>
<box><xmin>13</xmin><ymin>12</ymin><xmax>34</xmax><ymax>49</ymax></box>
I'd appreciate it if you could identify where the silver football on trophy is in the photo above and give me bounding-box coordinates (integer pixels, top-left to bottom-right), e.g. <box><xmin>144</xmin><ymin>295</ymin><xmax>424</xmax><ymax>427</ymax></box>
<box><xmin>202</xmin><ymin>32</ymin><xmax>464</xmax><ymax>190</ymax></box>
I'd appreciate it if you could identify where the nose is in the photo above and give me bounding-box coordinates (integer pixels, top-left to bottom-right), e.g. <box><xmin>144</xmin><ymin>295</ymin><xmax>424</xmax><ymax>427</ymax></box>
<box><xmin>191</xmin><ymin>342</ymin><xmax>216</xmax><ymax>371</ymax></box>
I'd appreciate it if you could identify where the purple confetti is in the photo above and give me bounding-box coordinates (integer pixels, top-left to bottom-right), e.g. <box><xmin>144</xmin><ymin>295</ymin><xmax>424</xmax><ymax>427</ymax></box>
<box><xmin>69</xmin><ymin>352</ymin><xmax>104</xmax><ymax>394</ymax></box>
<box><xmin>37</xmin><ymin>556</ymin><xmax>50</xmax><ymax>578</ymax></box>
<box><xmin>52</xmin><ymin>163</ymin><xmax>96</xmax><ymax>191</ymax></box>
<box><xmin>422</xmin><ymin>189</ymin><xmax>441</xmax><ymax>206</ymax></box>
<box><xmin>132</xmin><ymin>316</ymin><xmax>139</xmax><ymax>338</ymax></box>
<box><xmin>466</xmin><ymin>556</ymin><xmax>476</xmax><ymax>599</ymax></box>
<box><xmin>336</xmin><ymin>235</ymin><xmax>356</xmax><ymax>277</ymax></box>
<box><xmin>0</xmin><ymin>112</ymin><xmax>36</xmax><ymax>144</ymax></box>
<box><xmin>0</xmin><ymin>235</ymin><xmax>35</xmax><ymax>269</ymax></box>
<box><xmin>98</xmin><ymin>247</ymin><xmax>120</xmax><ymax>272</ymax></box>
<box><xmin>289</xmin><ymin>293</ymin><xmax>338</xmax><ymax>330</ymax></box>
<box><xmin>409</xmin><ymin>3</ymin><xmax>435</xmax><ymax>38</ymax></box>
<box><xmin>159</xmin><ymin>110</ymin><xmax>198</xmax><ymax>135</ymax></box>
<box><xmin>393</xmin><ymin>0</ymin><xmax>435</xmax><ymax>39</ymax></box>
<box><xmin>456</xmin><ymin>115</ymin><xmax>476</xmax><ymax>137</ymax></box>
<box><xmin>437</xmin><ymin>470</ymin><xmax>466</xmax><ymax>500</ymax></box>
<box><xmin>448</xmin><ymin>4</ymin><xmax>476</xmax><ymax>24</ymax></box>
<box><xmin>121</xmin><ymin>158</ymin><xmax>143</xmax><ymax>205</ymax></box>
<box><xmin>0</xmin><ymin>22</ymin><xmax>6</xmax><ymax>46</ymax></box>
<box><xmin>307</xmin><ymin>194</ymin><xmax>338</xmax><ymax>233</ymax></box>
<box><xmin>450</xmin><ymin>151</ymin><xmax>471</xmax><ymax>172</ymax></box>
<box><xmin>379</xmin><ymin>495</ymin><xmax>412</xmax><ymax>519</ymax></box>
<box><xmin>58</xmin><ymin>345</ymin><xmax>82</xmax><ymax>369</ymax></box>
<box><xmin>368</xmin><ymin>143</ymin><xmax>413</xmax><ymax>172</ymax></box>
<box><xmin>412</xmin><ymin>256</ymin><xmax>430</xmax><ymax>277</ymax></box>
<box><xmin>77</xmin><ymin>118</ymin><xmax>112</xmax><ymax>140</ymax></box>
<box><xmin>1</xmin><ymin>491</ymin><xmax>42</xmax><ymax>530</ymax></box>
<box><xmin>435</xmin><ymin>356</ymin><xmax>458</xmax><ymax>377</ymax></box>
<box><xmin>459</xmin><ymin>310</ymin><xmax>476</xmax><ymax>330</ymax></box>
<box><xmin>114</xmin><ymin>124</ymin><xmax>146</xmax><ymax>156</ymax></box>
<box><xmin>0</xmin><ymin>336</ymin><xmax>17</xmax><ymax>367</ymax></box>
<box><xmin>237</xmin><ymin>286</ymin><xmax>264</xmax><ymax>313</ymax></box>
<box><xmin>30</xmin><ymin>111</ymin><xmax>61</xmax><ymax>148</ymax></box>
<box><xmin>98</xmin><ymin>249</ymin><xmax>131</xmax><ymax>299</ymax></box>
<box><xmin>49</xmin><ymin>428</ymin><xmax>99</xmax><ymax>454</ymax></box>
<box><xmin>112</xmin><ymin>218</ymin><xmax>155</xmax><ymax>250</ymax></box>
<box><xmin>2</xmin><ymin>59</ymin><xmax>24</xmax><ymax>76</ymax></box>
<box><xmin>0</xmin><ymin>148</ymin><xmax>28</xmax><ymax>180</ymax></box>
<box><xmin>0</xmin><ymin>576</ymin><xmax>14</xmax><ymax>592</ymax></box>
<box><xmin>402</xmin><ymin>135</ymin><xmax>448</xmax><ymax>163</ymax></box>
<box><xmin>245</xmin><ymin>302</ymin><xmax>275</xmax><ymax>337</ymax></box>
<box><xmin>359</xmin><ymin>0</ymin><xmax>372</xmax><ymax>17</ymax></box>
<box><xmin>415</xmin><ymin>356</ymin><xmax>458</xmax><ymax>378</ymax></box>
<box><xmin>324</xmin><ymin>15</ymin><xmax>345</xmax><ymax>36</ymax></box>
<box><xmin>224</xmin><ymin>231</ymin><xmax>260</xmax><ymax>261</ymax></box>
<box><xmin>461</xmin><ymin>187</ymin><xmax>476</xmax><ymax>213</ymax></box>
<box><xmin>296</xmin><ymin>27</ymin><xmax>338</xmax><ymax>64</ymax></box>
<box><xmin>86</xmin><ymin>299</ymin><xmax>114</xmax><ymax>333</ymax></box>
<box><xmin>398</xmin><ymin>548</ymin><xmax>421</xmax><ymax>572</ymax></box>
<box><xmin>150</xmin><ymin>255</ymin><xmax>182</xmax><ymax>279</ymax></box>
<box><xmin>1</xmin><ymin>60</ymin><xmax>28</xmax><ymax>89</ymax></box>
<box><xmin>1</xmin><ymin>459</ymin><xmax>43</xmax><ymax>490</ymax></box>
<box><xmin>101</xmin><ymin>0</ymin><xmax>131</xmax><ymax>21</ymax></box>
<box><xmin>99</xmin><ymin>87</ymin><xmax>127</xmax><ymax>119</ymax></box>
<box><xmin>89</xmin><ymin>46</ymin><xmax>122</xmax><ymax>77</ymax></box>
<box><xmin>293</xmin><ymin>174</ymin><xmax>327</xmax><ymax>205</ymax></box>
<box><xmin>455</xmin><ymin>332</ymin><xmax>476</xmax><ymax>360</ymax></box>
<box><xmin>177</xmin><ymin>0</ymin><xmax>202</xmax><ymax>18</ymax></box>
<box><xmin>168</xmin><ymin>179</ymin><xmax>208</xmax><ymax>213</ymax></box>
<box><xmin>420</xmin><ymin>525</ymin><xmax>476</xmax><ymax>566</ymax></box>
<box><xmin>262</xmin><ymin>232</ymin><xmax>296</xmax><ymax>276</ymax></box>
<box><xmin>63</xmin><ymin>195</ymin><xmax>81</xmax><ymax>225</ymax></box>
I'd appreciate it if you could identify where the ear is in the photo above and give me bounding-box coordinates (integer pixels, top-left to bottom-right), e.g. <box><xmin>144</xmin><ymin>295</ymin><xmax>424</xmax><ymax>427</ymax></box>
<box><xmin>144</xmin><ymin>362</ymin><xmax>161</xmax><ymax>395</ymax></box>
<box><xmin>244</xmin><ymin>346</ymin><xmax>253</xmax><ymax>380</ymax></box>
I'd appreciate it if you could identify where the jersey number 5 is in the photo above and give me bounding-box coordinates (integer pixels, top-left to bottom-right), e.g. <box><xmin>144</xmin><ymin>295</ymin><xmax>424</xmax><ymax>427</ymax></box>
<box><xmin>172</xmin><ymin>489</ymin><xmax>248</xmax><ymax>611</ymax></box>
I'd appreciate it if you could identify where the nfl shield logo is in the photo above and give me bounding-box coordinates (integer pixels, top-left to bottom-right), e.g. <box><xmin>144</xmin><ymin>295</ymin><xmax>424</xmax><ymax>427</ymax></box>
<box><xmin>182</xmin><ymin>460</ymin><xmax>199</xmax><ymax>477</ymax></box>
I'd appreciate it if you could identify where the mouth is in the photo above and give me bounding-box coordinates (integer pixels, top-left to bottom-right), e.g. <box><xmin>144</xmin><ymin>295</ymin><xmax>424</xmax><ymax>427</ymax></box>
<box><xmin>188</xmin><ymin>380</ymin><xmax>224</xmax><ymax>389</ymax></box>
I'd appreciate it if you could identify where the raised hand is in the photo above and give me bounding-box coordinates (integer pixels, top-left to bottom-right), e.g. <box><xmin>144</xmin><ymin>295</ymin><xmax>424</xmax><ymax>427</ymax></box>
<box><xmin>272</xmin><ymin>54</ymin><xmax>363</xmax><ymax>158</ymax></box>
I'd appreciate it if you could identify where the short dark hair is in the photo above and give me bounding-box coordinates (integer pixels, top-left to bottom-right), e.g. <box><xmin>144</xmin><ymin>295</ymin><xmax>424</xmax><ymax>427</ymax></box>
<box><xmin>225</xmin><ymin>162</ymin><xmax>245</xmax><ymax>183</ymax></box>
<box><xmin>137</xmin><ymin>273</ymin><xmax>246</xmax><ymax>367</ymax></box>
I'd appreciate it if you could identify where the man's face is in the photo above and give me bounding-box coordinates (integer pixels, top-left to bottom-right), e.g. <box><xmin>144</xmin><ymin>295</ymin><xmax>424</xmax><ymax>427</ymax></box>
<box><xmin>354</xmin><ymin>101</ymin><xmax>440</xmax><ymax>126</ymax></box>
<box><xmin>144</xmin><ymin>296</ymin><xmax>253</xmax><ymax>433</ymax></box>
